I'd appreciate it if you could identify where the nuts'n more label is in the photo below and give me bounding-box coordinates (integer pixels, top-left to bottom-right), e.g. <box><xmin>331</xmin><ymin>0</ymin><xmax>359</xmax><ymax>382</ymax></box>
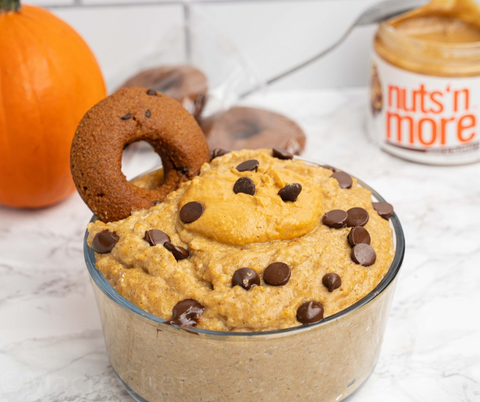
<box><xmin>368</xmin><ymin>51</ymin><xmax>480</xmax><ymax>165</ymax></box>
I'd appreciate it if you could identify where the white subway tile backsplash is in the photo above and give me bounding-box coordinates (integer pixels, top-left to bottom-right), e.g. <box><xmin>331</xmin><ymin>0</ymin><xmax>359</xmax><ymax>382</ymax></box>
<box><xmin>35</xmin><ymin>0</ymin><xmax>440</xmax><ymax>90</ymax></box>
<box><xmin>193</xmin><ymin>0</ymin><xmax>379</xmax><ymax>89</ymax></box>
<box><xmin>26</xmin><ymin>0</ymin><xmax>73</xmax><ymax>5</ymax></box>
<box><xmin>53</xmin><ymin>5</ymin><xmax>184</xmax><ymax>92</ymax></box>
<box><xmin>82</xmin><ymin>0</ymin><xmax>180</xmax><ymax>4</ymax></box>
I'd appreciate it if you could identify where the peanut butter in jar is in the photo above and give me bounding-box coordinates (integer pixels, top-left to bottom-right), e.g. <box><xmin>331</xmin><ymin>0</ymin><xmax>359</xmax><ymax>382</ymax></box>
<box><xmin>368</xmin><ymin>0</ymin><xmax>480</xmax><ymax>165</ymax></box>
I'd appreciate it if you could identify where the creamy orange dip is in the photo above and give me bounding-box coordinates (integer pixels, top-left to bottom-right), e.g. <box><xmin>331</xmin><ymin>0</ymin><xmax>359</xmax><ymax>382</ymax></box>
<box><xmin>87</xmin><ymin>150</ymin><xmax>394</xmax><ymax>332</ymax></box>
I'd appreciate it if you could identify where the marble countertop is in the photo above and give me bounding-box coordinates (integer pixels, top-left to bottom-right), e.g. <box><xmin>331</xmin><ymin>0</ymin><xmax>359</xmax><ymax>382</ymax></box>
<box><xmin>1</xmin><ymin>88</ymin><xmax>479</xmax><ymax>402</ymax></box>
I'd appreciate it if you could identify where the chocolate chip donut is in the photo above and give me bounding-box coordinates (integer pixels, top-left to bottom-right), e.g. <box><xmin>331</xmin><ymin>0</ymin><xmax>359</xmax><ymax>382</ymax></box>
<box><xmin>71</xmin><ymin>87</ymin><xmax>210</xmax><ymax>222</ymax></box>
<box><xmin>119</xmin><ymin>65</ymin><xmax>208</xmax><ymax>118</ymax></box>
<box><xmin>199</xmin><ymin>106</ymin><xmax>306</xmax><ymax>155</ymax></box>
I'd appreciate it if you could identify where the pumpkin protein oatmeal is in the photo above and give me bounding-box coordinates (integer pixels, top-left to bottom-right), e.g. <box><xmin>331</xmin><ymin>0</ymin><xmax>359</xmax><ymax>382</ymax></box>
<box><xmin>86</xmin><ymin>149</ymin><xmax>395</xmax><ymax>332</ymax></box>
<box><xmin>76</xmin><ymin>90</ymin><xmax>404</xmax><ymax>401</ymax></box>
<box><xmin>69</xmin><ymin>84</ymin><xmax>406</xmax><ymax>400</ymax></box>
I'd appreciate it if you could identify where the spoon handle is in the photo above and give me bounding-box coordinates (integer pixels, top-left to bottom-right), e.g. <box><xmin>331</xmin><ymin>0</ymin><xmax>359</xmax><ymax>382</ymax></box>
<box><xmin>239</xmin><ymin>0</ymin><xmax>429</xmax><ymax>99</ymax></box>
<box><xmin>356</xmin><ymin>0</ymin><xmax>428</xmax><ymax>25</ymax></box>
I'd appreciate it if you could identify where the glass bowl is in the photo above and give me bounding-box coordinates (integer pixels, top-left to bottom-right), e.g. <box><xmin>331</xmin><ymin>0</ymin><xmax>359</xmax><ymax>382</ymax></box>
<box><xmin>84</xmin><ymin>158</ymin><xmax>405</xmax><ymax>402</ymax></box>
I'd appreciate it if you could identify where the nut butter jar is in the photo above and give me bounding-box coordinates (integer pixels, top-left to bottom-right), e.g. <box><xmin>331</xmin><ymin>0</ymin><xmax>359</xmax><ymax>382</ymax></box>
<box><xmin>368</xmin><ymin>0</ymin><xmax>480</xmax><ymax>165</ymax></box>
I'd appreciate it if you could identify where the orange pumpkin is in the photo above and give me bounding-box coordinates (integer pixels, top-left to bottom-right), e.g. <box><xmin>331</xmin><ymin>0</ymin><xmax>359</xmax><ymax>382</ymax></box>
<box><xmin>0</xmin><ymin>1</ymin><xmax>106</xmax><ymax>208</ymax></box>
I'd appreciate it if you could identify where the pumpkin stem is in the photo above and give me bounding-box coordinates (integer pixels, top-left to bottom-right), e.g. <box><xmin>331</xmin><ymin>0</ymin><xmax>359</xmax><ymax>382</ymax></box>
<box><xmin>0</xmin><ymin>0</ymin><xmax>20</xmax><ymax>13</ymax></box>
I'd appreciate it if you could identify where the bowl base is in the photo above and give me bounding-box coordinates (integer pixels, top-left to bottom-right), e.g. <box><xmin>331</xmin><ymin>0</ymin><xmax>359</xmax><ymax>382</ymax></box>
<box><xmin>114</xmin><ymin>369</ymin><xmax>147</xmax><ymax>402</ymax></box>
<box><xmin>113</xmin><ymin>364</ymin><xmax>376</xmax><ymax>402</ymax></box>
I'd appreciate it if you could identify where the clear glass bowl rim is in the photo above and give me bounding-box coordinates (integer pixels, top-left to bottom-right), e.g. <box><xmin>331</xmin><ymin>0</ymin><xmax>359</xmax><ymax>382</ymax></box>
<box><xmin>84</xmin><ymin>156</ymin><xmax>405</xmax><ymax>338</ymax></box>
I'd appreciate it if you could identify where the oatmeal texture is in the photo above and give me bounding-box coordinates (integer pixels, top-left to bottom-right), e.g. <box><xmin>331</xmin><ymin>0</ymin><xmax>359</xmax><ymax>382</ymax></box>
<box><xmin>87</xmin><ymin>149</ymin><xmax>394</xmax><ymax>332</ymax></box>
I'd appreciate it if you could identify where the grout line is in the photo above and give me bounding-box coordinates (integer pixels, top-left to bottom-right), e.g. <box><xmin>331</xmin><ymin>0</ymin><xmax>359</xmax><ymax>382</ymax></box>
<box><xmin>183</xmin><ymin>4</ymin><xmax>192</xmax><ymax>64</ymax></box>
<box><xmin>43</xmin><ymin>0</ymin><xmax>351</xmax><ymax>9</ymax></box>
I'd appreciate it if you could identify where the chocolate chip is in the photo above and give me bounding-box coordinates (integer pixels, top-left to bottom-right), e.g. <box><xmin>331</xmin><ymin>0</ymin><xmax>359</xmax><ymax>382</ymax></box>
<box><xmin>372</xmin><ymin>202</ymin><xmax>394</xmax><ymax>220</ymax></box>
<box><xmin>278</xmin><ymin>183</ymin><xmax>302</xmax><ymax>202</ymax></box>
<box><xmin>348</xmin><ymin>226</ymin><xmax>371</xmax><ymax>247</ymax></box>
<box><xmin>144</xmin><ymin>229</ymin><xmax>170</xmax><ymax>246</ymax></box>
<box><xmin>121</xmin><ymin>113</ymin><xmax>132</xmax><ymax>120</ymax></box>
<box><xmin>146</xmin><ymin>88</ymin><xmax>157</xmax><ymax>96</ymax></box>
<box><xmin>180</xmin><ymin>202</ymin><xmax>205</xmax><ymax>224</ymax></box>
<box><xmin>296</xmin><ymin>301</ymin><xmax>324</xmax><ymax>324</ymax></box>
<box><xmin>232</xmin><ymin>268</ymin><xmax>260</xmax><ymax>290</ymax></box>
<box><xmin>145</xmin><ymin>109</ymin><xmax>151</xmax><ymax>118</ymax></box>
<box><xmin>322</xmin><ymin>273</ymin><xmax>342</xmax><ymax>292</ymax></box>
<box><xmin>346</xmin><ymin>207</ymin><xmax>369</xmax><ymax>227</ymax></box>
<box><xmin>233</xmin><ymin>177</ymin><xmax>255</xmax><ymax>196</ymax></box>
<box><xmin>263</xmin><ymin>262</ymin><xmax>291</xmax><ymax>286</ymax></box>
<box><xmin>351</xmin><ymin>244</ymin><xmax>376</xmax><ymax>266</ymax></box>
<box><xmin>322</xmin><ymin>210</ymin><xmax>348</xmax><ymax>228</ymax></box>
<box><xmin>272</xmin><ymin>147</ymin><xmax>293</xmax><ymax>160</ymax></box>
<box><xmin>164</xmin><ymin>242</ymin><xmax>189</xmax><ymax>261</ymax></box>
<box><xmin>210</xmin><ymin>148</ymin><xmax>230</xmax><ymax>160</ymax></box>
<box><xmin>331</xmin><ymin>172</ymin><xmax>353</xmax><ymax>189</ymax></box>
<box><xmin>236</xmin><ymin>159</ymin><xmax>259</xmax><ymax>172</ymax></box>
<box><xmin>167</xmin><ymin>299</ymin><xmax>204</xmax><ymax>327</ymax></box>
<box><xmin>92</xmin><ymin>230</ymin><xmax>119</xmax><ymax>254</ymax></box>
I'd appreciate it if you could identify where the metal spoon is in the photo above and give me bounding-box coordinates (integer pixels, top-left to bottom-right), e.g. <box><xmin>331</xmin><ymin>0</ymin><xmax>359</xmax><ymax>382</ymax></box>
<box><xmin>240</xmin><ymin>0</ymin><xmax>429</xmax><ymax>98</ymax></box>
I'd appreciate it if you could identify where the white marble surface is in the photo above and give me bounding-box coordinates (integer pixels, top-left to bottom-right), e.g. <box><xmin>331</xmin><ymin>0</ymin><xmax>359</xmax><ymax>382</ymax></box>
<box><xmin>1</xmin><ymin>88</ymin><xmax>479</xmax><ymax>402</ymax></box>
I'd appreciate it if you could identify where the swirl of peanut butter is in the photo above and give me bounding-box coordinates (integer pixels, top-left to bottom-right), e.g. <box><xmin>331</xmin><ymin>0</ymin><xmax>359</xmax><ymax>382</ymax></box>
<box><xmin>178</xmin><ymin>150</ymin><xmax>325</xmax><ymax>246</ymax></box>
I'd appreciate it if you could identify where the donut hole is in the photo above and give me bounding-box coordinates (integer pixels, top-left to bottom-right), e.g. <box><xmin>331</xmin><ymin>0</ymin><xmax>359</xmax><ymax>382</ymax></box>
<box><xmin>228</xmin><ymin>118</ymin><xmax>261</xmax><ymax>140</ymax></box>
<box><xmin>122</xmin><ymin>141</ymin><xmax>163</xmax><ymax>187</ymax></box>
